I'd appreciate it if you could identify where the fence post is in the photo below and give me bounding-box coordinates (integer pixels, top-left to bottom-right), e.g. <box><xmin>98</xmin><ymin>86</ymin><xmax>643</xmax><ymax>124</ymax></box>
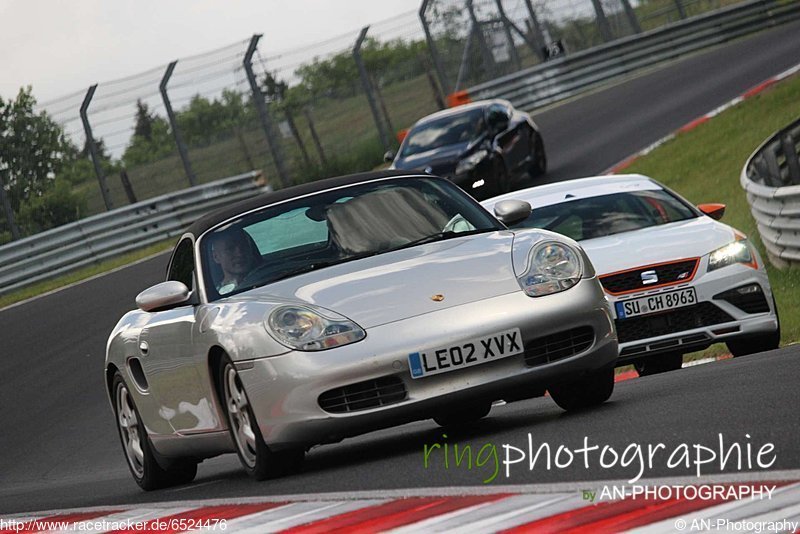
<box><xmin>496</xmin><ymin>0</ymin><xmax>542</xmax><ymax>63</ymax></box>
<box><xmin>419</xmin><ymin>53</ymin><xmax>446</xmax><ymax>109</ymax></box>
<box><xmin>0</xmin><ymin>170</ymin><xmax>20</xmax><ymax>241</ymax></box>
<box><xmin>353</xmin><ymin>26</ymin><xmax>392</xmax><ymax>152</ymax></box>
<box><xmin>303</xmin><ymin>108</ymin><xmax>328</xmax><ymax>166</ymax></box>
<box><xmin>119</xmin><ymin>169</ymin><xmax>137</xmax><ymax>204</ymax></box>
<box><xmin>160</xmin><ymin>60</ymin><xmax>197</xmax><ymax>187</ymax></box>
<box><xmin>243</xmin><ymin>34</ymin><xmax>290</xmax><ymax>190</ymax></box>
<box><xmin>467</xmin><ymin>0</ymin><xmax>499</xmax><ymax>79</ymax></box>
<box><xmin>589</xmin><ymin>0</ymin><xmax>614</xmax><ymax>42</ymax></box>
<box><xmin>419</xmin><ymin>0</ymin><xmax>452</xmax><ymax>95</ymax></box>
<box><xmin>523</xmin><ymin>0</ymin><xmax>547</xmax><ymax>59</ymax></box>
<box><xmin>495</xmin><ymin>0</ymin><xmax>522</xmax><ymax>70</ymax></box>
<box><xmin>673</xmin><ymin>0</ymin><xmax>688</xmax><ymax>19</ymax></box>
<box><xmin>80</xmin><ymin>84</ymin><xmax>114</xmax><ymax>211</ymax></box>
<box><xmin>620</xmin><ymin>0</ymin><xmax>642</xmax><ymax>34</ymax></box>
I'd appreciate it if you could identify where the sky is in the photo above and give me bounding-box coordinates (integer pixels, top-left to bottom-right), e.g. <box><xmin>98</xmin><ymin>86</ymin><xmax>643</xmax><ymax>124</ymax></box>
<box><xmin>0</xmin><ymin>0</ymin><xmax>424</xmax><ymax>103</ymax></box>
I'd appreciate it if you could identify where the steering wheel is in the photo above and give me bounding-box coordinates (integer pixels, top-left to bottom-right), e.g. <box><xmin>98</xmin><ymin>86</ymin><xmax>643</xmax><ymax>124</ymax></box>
<box><xmin>237</xmin><ymin>262</ymin><xmax>276</xmax><ymax>289</ymax></box>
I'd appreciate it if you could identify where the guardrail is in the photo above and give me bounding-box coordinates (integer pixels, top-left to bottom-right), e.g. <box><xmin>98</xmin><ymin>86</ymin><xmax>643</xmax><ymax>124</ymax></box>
<box><xmin>741</xmin><ymin>116</ymin><xmax>800</xmax><ymax>268</ymax></box>
<box><xmin>0</xmin><ymin>171</ymin><xmax>269</xmax><ymax>296</ymax></box>
<box><xmin>461</xmin><ymin>0</ymin><xmax>800</xmax><ymax>111</ymax></box>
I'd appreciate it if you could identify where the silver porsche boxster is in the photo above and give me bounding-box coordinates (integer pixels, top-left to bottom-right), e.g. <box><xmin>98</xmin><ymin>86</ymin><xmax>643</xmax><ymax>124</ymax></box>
<box><xmin>105</xmin><ymin>170</ymin><xmax>618</xmax><ymax>489</ymax></box>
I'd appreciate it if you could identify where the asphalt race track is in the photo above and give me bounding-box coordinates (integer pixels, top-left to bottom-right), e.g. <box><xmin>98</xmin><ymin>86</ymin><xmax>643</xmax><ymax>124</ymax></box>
<box><xmin>2</xmin><ymin>20</ymin><xmax>800</xmax><ymax>514</ymax></box>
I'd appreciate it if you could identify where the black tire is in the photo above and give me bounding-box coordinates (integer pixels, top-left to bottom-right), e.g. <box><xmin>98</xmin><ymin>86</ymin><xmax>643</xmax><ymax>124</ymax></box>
<box><xmin>549</xmin><ymin>366</ymin><xmax>614</xmax><ymax>412</ymax></box>
<box><xmin>112</xmin><ymin>373</ymin><xmax>197</xmax><ymax>491</ymax></box>
<box><xmin>727</xmin><ymin>296</ymin><xmax>780</xmax><ymax>357</ymax></box>
<box><xmin>218</xmin><ymin>358</ymin><xmax>303</xmax><ymax>480</ymax></box>
<box><xmin>727</xmin><ymin>329</ymin><xmax>780</xmax><ymax>357</ymax></box>
<box><xmin>634</xmin><ymin>352</ymin><xmax>684</xmax><ymax>376</ymax></box>
<box><xmin>529</xmin><ymin>134</ymin><xmax>547</xmax><ymax>177</ymax></box>
<box><xmin>494</xmin><ymin>159</ymin><xmax>511</xmax><ymax>195</ymax></box>
<box><xmin>434</xmin><ymin>403</ymin><xmax>492</xmax><ymax>427</ymax></box>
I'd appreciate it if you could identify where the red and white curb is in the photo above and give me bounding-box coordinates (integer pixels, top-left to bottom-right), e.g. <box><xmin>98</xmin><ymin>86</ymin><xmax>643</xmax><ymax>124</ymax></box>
<box><xmin>603</xmin><ymin>62</ymin><xmax>800</xmax><ymax>175</ymax></box>
<box><xmin>3</xmin><ymin>478</ymin><xmax>799</xmax><ymax>533</ymax></box>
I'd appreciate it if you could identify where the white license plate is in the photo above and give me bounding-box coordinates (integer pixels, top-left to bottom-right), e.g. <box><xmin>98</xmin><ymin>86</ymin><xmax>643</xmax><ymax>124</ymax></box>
<box><xmin>408</xmin><ymin>328</ymin><xmax>523</xmax><ymax>379</ymax></box>
<box><xmin>615</xmin><ymin>287</ymin><xmax>697</xmax><ymax>319</ymax></box>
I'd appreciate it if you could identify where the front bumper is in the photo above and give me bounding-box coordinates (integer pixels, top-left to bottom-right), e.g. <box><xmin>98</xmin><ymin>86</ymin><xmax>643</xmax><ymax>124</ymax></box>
<box><xmin>236</xmin><ymin>278</ymin><xmax>617</xmax><ymax>450</ymax></box>
<box><xmin>610</xmin><ymin>262</ymin><xmax>778</xmax><ymax>363</ymax></box>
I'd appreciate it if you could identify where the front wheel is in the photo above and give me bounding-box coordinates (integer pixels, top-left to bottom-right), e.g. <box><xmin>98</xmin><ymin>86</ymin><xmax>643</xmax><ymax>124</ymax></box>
<box><xmin>727</xmin><ymin>296</ymin><xmax>780</xmax><ymax>357</ymax></box>
<box><xmin>493</xmin><ymin>159</ymin><xmax>511</xmax><ymax>195</ymax></box>
<box><xmin>220</xmin><ymin>359</ymin><xmax>303</xmax><ymax>480</ymax></box>
<box><xmin>434</xmin><ymin>403</ymin><xmax>492</xmax><ymax>427</ymax></box>
<box><xmin>529</xmin><ymin>134</ymin><xmax>547</xmax><ymax>177</ymax></box>
<box><xmin>727</xmin><ymin>330</ymin><xmax>780</xmax><ymax>357</ymax></box>
<box><xmin>113</xmin><ymin>373</ymin><xmax>197</xmax><ymax>490</ymax></box>
<box><xmin>549</xmin><ymin>366</ymin><xmax>614</xmax><ymax>412</ymax></box>
<box><xmin>634</xmin><ymin>352</ymin><xmax>683</xmax><ymax>376</ymax></box>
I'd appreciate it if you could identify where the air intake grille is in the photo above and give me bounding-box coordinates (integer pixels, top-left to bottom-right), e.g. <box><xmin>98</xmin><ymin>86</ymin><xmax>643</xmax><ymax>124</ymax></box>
<box><xmin>524</xmin><ymin>327</ymin><xmax>594</xmax><ymax>367</ymax></box>
<box><xmin>318</xmin><ymin>376</ymin><xmax>407</xmax><ymax>414</ymax></box>
<box><xmin>615</xmin><ymin>302</ymin><xmax>733</xmax><ymax>344</ymax></box>
<box><xmin>600</xmin><ymin>259</ymin><xmax>698</xmax><ymax>294</ymax></box>
<box><xmin>714</xmin><ymin>284</ymin><xmax>770</xmax><ymax>314</ymax></box>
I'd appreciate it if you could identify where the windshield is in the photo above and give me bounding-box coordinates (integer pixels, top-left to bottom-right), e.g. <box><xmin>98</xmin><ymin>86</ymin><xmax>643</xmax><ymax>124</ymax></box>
<box><xmin>201</xmin><ymin>177</ymin><xmax>503</xmax><ymax>300</ymax></box>
<box><xmin>400</xmin><ymin>109</ymin><xmax>485</xmax><ymax>158</ymax></box>
<box><xmin>511</xmin><ymin>189</ymin><xmax>698</xmax><ymax>241</ymax></box>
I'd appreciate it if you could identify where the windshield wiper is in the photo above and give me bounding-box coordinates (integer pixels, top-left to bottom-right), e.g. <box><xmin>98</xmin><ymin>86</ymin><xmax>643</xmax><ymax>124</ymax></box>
<box><xmin>241</xmin><ymin>229</ymin><xmax>494</xmax><ymax>288</ymax></box>
<box><xmin>261</xmin><ymin>251</ymin><xmax>381</xmax><ymax>285</ymax></box>
<box><xmin>387</xmin><ymin>227</ymin><xmax>494</xmax><ymax>253</ymax></box>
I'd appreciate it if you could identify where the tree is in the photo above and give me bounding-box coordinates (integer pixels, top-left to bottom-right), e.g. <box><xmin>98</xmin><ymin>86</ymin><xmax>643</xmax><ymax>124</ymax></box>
<box><xmin>133</xmin><ymin>99</ymin><xmax>156</xmax><ymax>140</ymax></box>
<box><xmin>122</xmin><ymin>114</ymin><xmax>174</xmax><ymax>167</ymax></box>
<box><xmin>17</xmin><ymin>179</ymin><xmax>87</xmax><ymax>234</ymax></box>
<box><xmin>0</xmin><ymin>86</ymin><xmax>76</xmax><ymax>211</ymax></box>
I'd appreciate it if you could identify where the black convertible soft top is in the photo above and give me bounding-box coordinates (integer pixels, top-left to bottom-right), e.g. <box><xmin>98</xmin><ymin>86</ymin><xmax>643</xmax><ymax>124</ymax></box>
<box><xmin>186</xmin><ymin>169</ymin><xmax>430</xmax><ymax>237</ymax></box>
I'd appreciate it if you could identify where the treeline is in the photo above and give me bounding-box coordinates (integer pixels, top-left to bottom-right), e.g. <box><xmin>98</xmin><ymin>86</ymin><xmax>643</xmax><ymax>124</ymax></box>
<box><xmin>1</xmin><ymin>37</ymin><xmax>429</xmax><ymax>243</ymax></box>
<box><xmin>0</xmin><ymin>87</ymin><xmax>105</xmax><ymax>241</ymax></box>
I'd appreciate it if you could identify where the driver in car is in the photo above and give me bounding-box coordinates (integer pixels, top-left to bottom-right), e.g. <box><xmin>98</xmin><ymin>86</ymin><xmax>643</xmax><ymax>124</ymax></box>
<box><xmin>209</xmin><ymin>228</ymin><xmax>261</xmax><ymax>295</ymax></box>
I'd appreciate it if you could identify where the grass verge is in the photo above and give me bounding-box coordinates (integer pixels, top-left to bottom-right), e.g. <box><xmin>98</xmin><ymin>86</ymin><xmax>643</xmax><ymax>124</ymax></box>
<box><xmin>0</xmin><ymin>239</ymin><xmax>173</xmax><ymax>310</ymax></box>
<box><xmin>625</xmin><ymin>71</ymin><xmax>800</xmax><ymax>360</ymax></box>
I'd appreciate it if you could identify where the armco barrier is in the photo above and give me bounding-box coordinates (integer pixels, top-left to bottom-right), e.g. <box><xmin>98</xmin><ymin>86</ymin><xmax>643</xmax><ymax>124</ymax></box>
<box><xmin>741</xmin><ymin>116</ymin><xmax>800</xmax><ymax>268</ymax></box>
<box><xmin>461</xmin><ymin>0</ymin><xmax>800</xmax><ymax>111</ymax></box>
<box><xmin>0</xmin><ymin>171</ymin><xmax>269</xmax><ymax>296</ymax></box>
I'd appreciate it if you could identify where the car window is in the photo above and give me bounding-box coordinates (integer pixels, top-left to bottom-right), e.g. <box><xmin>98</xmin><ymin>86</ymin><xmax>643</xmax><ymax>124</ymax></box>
<box><xmin>167</xmin><ymin>238</ymin><xmax>195</xmax><ymax>289</ymax></box>
<box><xmin>400</xmin><ymin>109</ymin><xmax>485</xmax><ymax>158</ymax></box>
<box><xmin>513</xmin><ymin>189</ymin><xmax>698</xmax><ymax>241</ymax></box>
<box><xmin>200</xmin><ymin>178</ymin><xmax>503</xmax><ymax>300</ymax></box>
<box><xmin>247</xmin><ymin>207</ymin><xmax>328</xmax><ymax>254</ymax></box>
<box><xmin>487</xmin><ymin>104</ymin><xmax>509</xmax><ymax>130</ymax></box>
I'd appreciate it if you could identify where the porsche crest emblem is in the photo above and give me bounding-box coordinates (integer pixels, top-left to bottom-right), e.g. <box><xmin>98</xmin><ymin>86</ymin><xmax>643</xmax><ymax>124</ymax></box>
<box><xmin>430</xmin><ymin>294</ymin><xmax>445</xmax><ymax>302</ymax></box>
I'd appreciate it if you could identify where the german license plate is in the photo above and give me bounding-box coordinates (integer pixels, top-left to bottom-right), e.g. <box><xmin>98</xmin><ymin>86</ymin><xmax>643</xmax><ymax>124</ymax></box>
<box><xmin>408</xmin><ymin>328</ymin><xmax>523</xmax><ymax>379</ymax></box>
<box><xmin>615</xmin><ymin>287</ymin><xmax>697</xmax><ymax>319</ymax></box>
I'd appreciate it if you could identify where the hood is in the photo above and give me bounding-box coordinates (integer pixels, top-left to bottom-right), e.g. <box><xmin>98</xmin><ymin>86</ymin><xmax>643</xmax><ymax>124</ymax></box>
<box><xmin>580</xmin><ymin>217</ymin><xmax>736</xmax><ymax>275</ymax></box>
<box><xmin>230</xmin><ymin>232</ymin><xmax>520</xmax><ymax>329</ymax></box>
<box><xmin>393</xmin><ymin>142</ymin><xmax>470</xmax><ymax>175</ymax></box>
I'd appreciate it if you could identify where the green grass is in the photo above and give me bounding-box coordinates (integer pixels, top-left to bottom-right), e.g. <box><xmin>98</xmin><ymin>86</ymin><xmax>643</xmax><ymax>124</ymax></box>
<box><xmin>0</xmin><ymin>239</ymin><xmax>174</xmax><ymax>310</ymax></box>
<box><xmin>624</xmin><ymin>71</ymin><xmax>800</xmax><ymax>359</ymax></box>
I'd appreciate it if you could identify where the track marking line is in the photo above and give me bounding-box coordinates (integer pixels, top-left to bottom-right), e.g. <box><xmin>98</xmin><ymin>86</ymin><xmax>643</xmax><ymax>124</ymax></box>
<box><xmin>602</xmin><ymin>60</ymin><xmax>800</xmax><ymax>175</ymax></box>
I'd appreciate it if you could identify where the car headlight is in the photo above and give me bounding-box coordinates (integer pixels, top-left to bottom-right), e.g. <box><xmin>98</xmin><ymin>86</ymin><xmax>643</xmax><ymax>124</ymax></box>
<box><xmin>708</xmin><ymin>239</ymin><xmax>756</xmax><ymax>272</ymax></box>
<box><xmin>455</xmin><ymin>149</ymin><xmax>488</xmax><ymax>175</ymax></box>
<box><xmin>518</xmin><ymin>241</ymin><xmax>583</xmax><ymax>297</ymax></box>
<box><xmin>267</xmin><ymin>305</ymin><xmax>365</xmax><ymax>351</ymax></box>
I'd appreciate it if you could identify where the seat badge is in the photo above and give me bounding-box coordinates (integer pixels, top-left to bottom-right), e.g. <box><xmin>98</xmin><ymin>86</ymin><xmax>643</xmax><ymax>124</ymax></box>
<box><xmin>641</xmin><ymin>270</ymin><xmax>658</xmax><ymax>285</ymax></box>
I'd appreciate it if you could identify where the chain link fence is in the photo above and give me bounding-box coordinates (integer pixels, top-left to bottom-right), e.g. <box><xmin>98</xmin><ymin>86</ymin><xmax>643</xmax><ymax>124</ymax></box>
<box><xmin>0</xmin><ymin>0</ymin><xmax>746</xmax><ymax>245</ymax></box>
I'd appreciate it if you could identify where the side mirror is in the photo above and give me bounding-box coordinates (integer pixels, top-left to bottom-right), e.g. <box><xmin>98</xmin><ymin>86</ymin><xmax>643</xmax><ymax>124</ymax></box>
<box><xmin>698</xmin><ymin>203</ymin><xmax>725</xmax><ymax>220</ymax></box>
<box><xmin>494</xmin><ymin>199</ymin><xmax>532</xmax><ymax>227</ymax></box>
<box><xmin>136</xmin><ymin>281</ymin><xmax>192</xmax><ymax>312</ymax></box>
<box><xmin>383</xmin><ymin>150</ymin><xmax>396</xmax><ymax>163</ymax></box>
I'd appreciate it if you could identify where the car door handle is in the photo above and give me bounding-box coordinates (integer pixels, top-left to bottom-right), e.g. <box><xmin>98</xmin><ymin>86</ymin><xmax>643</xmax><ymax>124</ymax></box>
<box><xmin>139</xmin><ymin>341</ymin><xmax>149</xmax><ymax>355</ymax></box>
